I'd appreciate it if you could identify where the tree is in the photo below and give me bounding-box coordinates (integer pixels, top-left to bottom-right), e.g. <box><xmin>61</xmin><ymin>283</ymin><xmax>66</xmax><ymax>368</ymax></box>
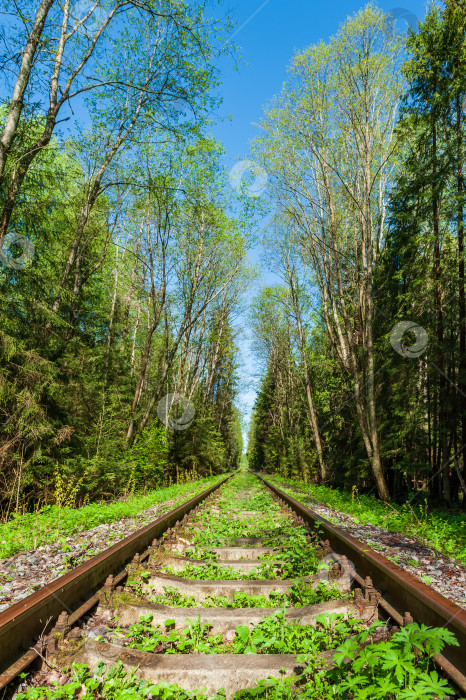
<box><xmin>253</xmin><ymin>6</ymin><xmax>403</xmax><ymax>499</ymax></box>
<box><xmin>0</xmin><ymin>0</ymin><xmax>55</xmax><ymax>177</ymax></box>
<box><xmin>262</xmin><ymin>219</ymin><xmax>327</xmax><ymax>481</ymax></box>
<box><xmin>0</xmin><ymin>0</ymin><xmax>228</xmax><ymax>242</ymax></box>
<box><xmin>0</xmin><ymin>0</ymin><xmax>244</xmax><ymax>514</ymax></box>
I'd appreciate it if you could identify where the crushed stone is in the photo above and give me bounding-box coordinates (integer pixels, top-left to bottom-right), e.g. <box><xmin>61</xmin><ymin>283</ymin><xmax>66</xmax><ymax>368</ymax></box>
<box><xmin>275</xmin><ymin>481</ymin><xmax>466</xmax><ymax>611</ymax></box>
<box><xmin>0</xmin><ymin>490</ymin><xmax>200</xmax><ymax>613</ymax></box>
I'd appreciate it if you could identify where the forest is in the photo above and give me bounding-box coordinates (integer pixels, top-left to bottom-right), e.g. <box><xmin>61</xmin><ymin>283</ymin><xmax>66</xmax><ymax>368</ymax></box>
<box><xmin>2</xmin><ymin>0</ymin><xmax>466</xmax><ymax>519</ymax></box>
<box><xmin>0</xmin><ymin>0</ymin><xmax>248</xmax><ymax>518</ymax></box>
<box><xmin>247</xmin><ymin>1</ymin><xmax>466</xmax><ymax>505</ymax></box>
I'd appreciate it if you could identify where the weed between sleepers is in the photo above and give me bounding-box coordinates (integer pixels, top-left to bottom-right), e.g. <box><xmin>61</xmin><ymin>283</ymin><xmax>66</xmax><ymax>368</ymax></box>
<box><xmin>102</xmin><ymin>608</ymin><xmax>370</xmax><ymax>655</ymax></box>
<box><xmin>153</xmin><ymin>475</ymin><xmax>321</xmax><ymax>582</ymax></box>
<box><xmin>15</xmin><ymin>619</ymin><xmax>459</xmax><ymax>699</ymax></box>
<box><xmin>14</xmin><ymin>473</ymin><xmax>461</xmax><ymax>700</ymax></box>
<box><xmin>147</xmin><ymin>581</ymin><xmax>348</xmax><ymax>608</ymax></box>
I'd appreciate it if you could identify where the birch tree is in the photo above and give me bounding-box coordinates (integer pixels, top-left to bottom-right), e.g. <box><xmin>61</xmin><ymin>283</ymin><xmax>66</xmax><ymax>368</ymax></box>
<box><xmin>0</xmin><ymin>0</ymin><xmax>227</xmax><ymax>243</ymax></box>
<box><xmin>263</xmin><ymin>220</ymin><xmax>327</xmax><ymax>481</ymax></box>
<box><xmin>254</xmin><ymin>6</ymin><xmax>403</xmax><ymax>499</ymax></box>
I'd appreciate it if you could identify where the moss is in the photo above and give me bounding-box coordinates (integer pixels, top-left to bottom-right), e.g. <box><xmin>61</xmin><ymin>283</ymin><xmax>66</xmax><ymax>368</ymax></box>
<box><xmin>50</xmin><ymin>636</ymin><xmax>86</xmax><ymax>668</ymax></box>
<box><xmin>109</xmin><ymin>590</ymin><xmax>147</xmax><ymax>609</ymax></box>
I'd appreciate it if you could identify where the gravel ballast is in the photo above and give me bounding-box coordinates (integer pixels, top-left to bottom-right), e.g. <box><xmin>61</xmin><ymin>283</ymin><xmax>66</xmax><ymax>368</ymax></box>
<box><xmin>274</xmin><ymin>481</ymin><xmax>466</xmax><ymax>610</ymax></box>
<box><xmin>0</xmin><ymin>491</ymin><xmax>201</xmax><ymax>613</ymax></box>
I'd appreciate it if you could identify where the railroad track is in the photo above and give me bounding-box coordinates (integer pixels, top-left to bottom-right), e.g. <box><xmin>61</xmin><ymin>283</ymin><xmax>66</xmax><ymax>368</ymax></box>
<box><xmin>1</xmin><ymin>471</ymin><xmax>466</xmax><ymax>698</ymax></box>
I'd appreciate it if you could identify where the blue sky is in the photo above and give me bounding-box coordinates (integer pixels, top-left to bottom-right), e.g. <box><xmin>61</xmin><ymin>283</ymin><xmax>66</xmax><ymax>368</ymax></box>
<box><xmin>211</xmin><ymin>0</ymin><xmax>430</xmax><ymax>436</ymax></box>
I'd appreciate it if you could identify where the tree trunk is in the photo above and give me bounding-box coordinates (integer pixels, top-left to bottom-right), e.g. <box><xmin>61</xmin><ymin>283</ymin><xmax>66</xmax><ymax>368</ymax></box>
<box><xmin>105</xmin><ymin>244</ymin><xmax>120</xmax><ymax>377</ymax></box>
<box><xmin>456</xmin><ymin>92</ymin><xmax>466</xmax><ymax>495</ymax></box>
<box><xmin>0</xmin><ymin>0</ymin><xmax>55</xmax><ymax>178</ymax></box>
<box><xmin>290</xmin><ymin>281</ymin><xmax>327</xmax><ymax>482</ymax></box>
<box><xmin>130</xmin><ymin>301</ymin><xmax>141</xmax><ymax>377</ymax></box>
<box><xmin>122</xmin><ymin>221</ymin><xmax>144</xmax><ymax>340</ymax></box>
<box><xmin>126</xmin><ymin>324</ymin><xmax>156</xmax><ymax>443</ymax></box>
<box><xmin>432</xmin><ymin>75</ymin><xmax>451</xmax><ymax>505</ymax></box>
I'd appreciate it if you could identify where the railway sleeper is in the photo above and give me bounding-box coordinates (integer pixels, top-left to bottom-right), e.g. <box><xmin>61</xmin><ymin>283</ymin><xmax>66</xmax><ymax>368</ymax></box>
<box><xmin>96</xmin><ymin>596</ymin><xmax>377</xmax><ymax>635</ymax></box>
<box><xmin>141</xmin><ymin>570</ymin><xmax>352</xmax><ymax>602</ymax></box>
<box><xmin>149</xmin><ymin>552</ymin><xmax>280</xmax><ymax>575</ymax></box>
<box><xmin>71</xmin><ymin>640</ymin><xmax>309</xmax><ymax>698</ymax></box>
<box><xmin>185</xmin><ymin>545</ymin><xmax>277</xmax><ymax>559</ymax></box>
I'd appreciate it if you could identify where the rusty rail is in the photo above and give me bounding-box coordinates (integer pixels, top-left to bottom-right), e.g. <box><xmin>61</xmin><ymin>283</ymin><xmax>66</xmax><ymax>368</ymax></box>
<box><xmin>257</xmin><ymin>473</ymin><xmax>466</xmax><ymax>689</ymax></box>
<box><xmin>0</xmin><ymin>474</ymin><xmax>231</xmax><ymax>689</ymax></box>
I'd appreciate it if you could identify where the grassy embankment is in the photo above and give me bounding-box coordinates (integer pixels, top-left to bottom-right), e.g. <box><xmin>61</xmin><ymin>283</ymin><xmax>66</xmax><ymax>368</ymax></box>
<box><xmin>268</xmin><ymin>475</ymin><xmax>466</xmax><ymax>563</ymax></box>
<box><xmin>0</xmin><ymin>474</ymin><xmax>226</xmax><ymax>559</ymax></box>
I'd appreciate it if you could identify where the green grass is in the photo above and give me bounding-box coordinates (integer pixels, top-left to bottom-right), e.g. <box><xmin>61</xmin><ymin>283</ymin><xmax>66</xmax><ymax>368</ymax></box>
<box><xmin>148</xmin><ymin>582</ymin><xmax>347</xmax><ymax>609</ymax></box>
<box><xmin>109</xmin><ymin>608</ymin><xmax>368</xmax><ymax>655</ymax></box>
<box><xmin>269</xmin><ymin>475</ymin><xmax>466</xmax><ymax>563</ymax></box>
<box><xmin>0</xmin><ymin>475</ymin><xmax>226</xmax><ymax>559</ymax></box>
<box><xmin>16</xmin><ymin>619</ymin><xmax>458</xmax><ymax>699</ymax></box>
<box><xmin>13</xmin><ymin>472</ymin><xmax>459</xmax><ymax>700</ymax></box>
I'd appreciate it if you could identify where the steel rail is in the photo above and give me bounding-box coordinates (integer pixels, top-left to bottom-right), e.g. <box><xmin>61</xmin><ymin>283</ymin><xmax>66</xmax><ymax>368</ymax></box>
<box><xmin>257</xmin><ymin>473</ymin><xmax>466</xmax><ymax>685</ymax></box>
<box><xmin>0</xmin><ymin>474</ymin><xmax>231</xmax><ymax>689</ymax></box>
